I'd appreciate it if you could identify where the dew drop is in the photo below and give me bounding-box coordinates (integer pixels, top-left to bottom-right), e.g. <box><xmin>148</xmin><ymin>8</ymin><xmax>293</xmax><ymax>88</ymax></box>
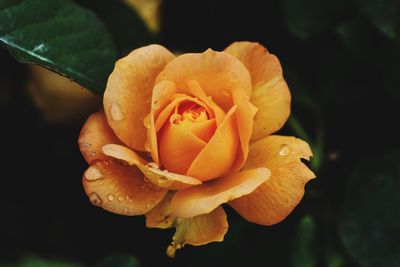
<box><xmin>85</xmin><ymin>167</ymin><xmax>103</xmax><ymax>181</ymax></box>
<box><xmin>153</xmin><ymin>100</ymin><xmax>160</xmax><ymax>110</ymax></box>
<box><xmin>122</xmin><ymin>207</ymin><xmax>129</xmax><ymax>214</ymax></box>
<box><xmin>279</xmin><ymin>144</ymin><xmax>290</xmax><ymax>156</ymax></box>
<box><xmin>126</xmin><ymin>195</ymin><xmax>133</xmax><ymax>202</ymax></box>
<box><xmin>144</xmin><ymin>142</ymin><xmax>152</xmax><ymax>152</ymax></box>
<box><xmin>110</xmin><ymin>103</ymin><xmax>124</xmax><ymax>121</ymax></box>
<box><xmin>143</xmin><ymin>114</ymin><xmax>151</xmax><ymax>129</ymax></box>
<box><xmin>118</xmin><ymin>196</ymin><xmax>124</xmax><ymax>202</ymax></box>
<box><xmin>146</xmin><ymin>162</ymin><xmax>159</xmax><ymax>169</ymax></box>
<box><xmin>89</xmin><ymin>193</ymin><xmax>102</xmax><ymax>206</ymax></box>
<box><xmin>107</xmin><ymin>194</ymin><xmax>115</xmax><ymax>201</ymax></box>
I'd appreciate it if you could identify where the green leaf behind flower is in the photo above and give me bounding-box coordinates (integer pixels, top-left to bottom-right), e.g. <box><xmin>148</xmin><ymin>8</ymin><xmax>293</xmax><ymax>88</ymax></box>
<box><xmin>0</xmin><ymin>0</ymin><xmax>119</xmax><ymax>94</ymax></box>
<box><xmin>339</xmin><ymin>150</ymin><xmax>400</xmax><ymax>267</ymax></box>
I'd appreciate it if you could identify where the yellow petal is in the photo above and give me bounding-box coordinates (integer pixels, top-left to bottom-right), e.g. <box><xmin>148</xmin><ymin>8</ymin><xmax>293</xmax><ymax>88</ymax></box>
<box><xmin>230</xmin><ymin>89</ymin><xmax>257</xmax><ymax>171</ymax></box>
<box><xmin>171</xmin><ymin>168</ymin><xmax>270</xmax><ymax>218</ymax></box>
<box><xmin>167</xmin><ymin>206</ymin><xmax>228</xmax><ymax>258</ymax></box>
<box><xmin>83</xmin><ymin>160</ymin><xmax>167</xmax><ymax>216</ymax></box>
<box><xmin>159</xmin><ymin>121</ymin><xmax>207</xmax><ymax>175</ymax></box>
<box><xmin>156</xmin><ymin>49</ymin><xmax>252</xmax><ymax>111</ymax></box>
<box><xmin>78</xmin><ymin>112</ymin><xmax>121</xmax><ymax>164</ymax></box>
<box><xmin>104</xmin><ymin>44</ymin><xmax>175</xmax><ymax>151</ymax></box>
<box><xmin>224</xmin><ymin>42</ymin><xmax>291</xmax><ymax>140</ymax></box>
<box><xmin>229</xmin><ymin>135</ymin><xmax>315</xmax><ymax>226</ymax></box>
<box><xmin>186</xmin><ymin>106</ymin><xmax>239</xmax><ymax>181</ymax></box>
<box><xmin>102</xmin><ymin>144</ymin><xmax>202</xmax><ymax>190</ymax></box>
<box><xmin>146</xmin><ymin>193</ymin><xmax>175</xmax><ymax>229</ymax></box>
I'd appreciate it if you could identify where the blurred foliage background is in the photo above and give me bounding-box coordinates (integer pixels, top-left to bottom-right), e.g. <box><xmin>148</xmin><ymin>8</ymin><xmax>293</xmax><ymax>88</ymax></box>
<box><xmin>1</xmin><ymin>0</ymin><xmax>400</xmax><ymax>266</ymax></box>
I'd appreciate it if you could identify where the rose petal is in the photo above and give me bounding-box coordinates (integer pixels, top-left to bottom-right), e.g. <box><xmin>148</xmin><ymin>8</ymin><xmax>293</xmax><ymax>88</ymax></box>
<box><xmin>231</xmin><ymin>89</ymin><xmax>257</xmax><ymax>171</ymax></box>
<box><xmin>171</xmin><ymin>168</ymin><xmax>270</xmax><ymax>218</ymax></box>
<box><xmin>156</xmin><ymin>49</ymin><xmax>252</xmax><ymax>111</ymax></box>
<box><xmin>166</xmin><ymin>206</ymin><xmax>228</xmax><ymax>258</ymax></box>
<box><xmin>159</xmin><ymin>121</ymin><xmax>207</xmax><ymax>175</ymax></box>
<box><xmin>186</xmin><ymin>106</ymin><xmax>239</xmax><ymax>181</ymax></box>
<box><xmin>146</xmin><ymin>194</ymin><xmax>228</xmax><ymax>258</ymax></box>
<box><xmin>229</xmin><ymin>135</ymin><xmax>315</xmax><ymax>226</ymax></box>
<box><xmin>104</xmin><ymin>44</ymin><xmax>175</xmax><ymax>151</ymax></box>
<box><xmin>102</xmin><ymin>144</ymin><xmax>202</xmax><ymax>190</ymax></box>
<box><xmin>148</xmin><ymin>80</ymin><xmax>177</xmax><ymax>164</ymax></box>
<box><xmin>224</xmin><ymin>42</ymin><xmax>291</xmax><ymax>140</ymax></box>
<box><xmin>78</xmin><ymin>112</ymin><xmax>121</xmax><ymax>164</ymax></box>
<box><xmin>146</xmin><ymin>192</ymin><xmax>175</xmax><ymax>229</ymax></box>
<box><xmin>83</xmin><ymin>160</ymin><xmax>167</xmax><ymax>216</ymax></box>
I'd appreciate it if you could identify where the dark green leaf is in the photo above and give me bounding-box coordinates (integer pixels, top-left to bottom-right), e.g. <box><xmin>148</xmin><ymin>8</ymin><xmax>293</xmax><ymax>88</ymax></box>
<box><xmin>291</xmin><ymin>216</ymin><xmax>318</xmax><ymax>267</ymax></box>
<box><xmin>339</xmin><ymin>150</ymin><xmax>400</xmax><ymax>267</ymax></box>
<box><xmin>0</xmin><ymin>0</ymin><xmax>118</xmax><ymax>94</ymax></box>
<box><xmin>357</xmin><ymin>0</ymin><xmax>400</xmax><ymax>40</ymax></box>
<box><xmin>282</xmin><ymin>0</ymin><xmax>348</xmax><ymax>40</ymax></box>
<box><xmin>95</xmin><ymin>254</ymin><xmax>140</xmax><ymax>267</ymax></box>
<box><xmin>0</xmin><ymin>256</ymin><xmax>83</xmax><ymax>267</ymax></box>
<box><xmin>76</xmin><ymin>0</ymin><xmax>156</xmax><ymax>56</ymax></box>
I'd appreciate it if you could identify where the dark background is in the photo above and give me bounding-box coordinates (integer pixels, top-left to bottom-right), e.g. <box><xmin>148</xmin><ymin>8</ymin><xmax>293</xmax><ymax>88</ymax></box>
<box><xmin>1</xmin><ymin>0</ymin><xmax>400</xmax><ymax>266</ymax></box>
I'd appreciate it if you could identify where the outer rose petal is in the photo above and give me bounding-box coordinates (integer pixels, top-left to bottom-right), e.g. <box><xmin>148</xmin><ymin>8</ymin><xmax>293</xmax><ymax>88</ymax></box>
<box><xmin>224</xmin><ymin>42</ymin><xmax>291</xmax><ymax>141</ymax></box>
<box><xmin>229</xmin><ymin>135</ymin><xmax>316</xmax><ymax>226</ymax></box>
<box><xmin>78</xmin><ymin>111</ymin><xmax>121</xmax><ymax>164</ymax></box>
<box><xmin>83</xmin><ymin>160</ymin><xmax>167</xmax><ymax>216</ymax></box>
<box><xmin>104</xmin><ymin>44</ymin><xmax>175</xmax><ymax>151</ymax></box>
<box><xmin>102</xmin><ymin>144</ymin><xmax>202</xmax><ymax>190</ymax></box>
<box><xmin>171</xmin><ymin>168</ymin><xmax>270</xmax><ymax>218</ymax></box>
<box><xmin>186</xmin><ymin>106</ymin><xmax>239</xmax><ymax>181</ymax></box>
<box><xmin>156</xmin><ymin>49</ymin><xmax>252</xmax><ymax>111</ymax></box>
<box><xmin>145</xmin><ymin>194</ymin><xmax>228</xmax><ymax>258</ymax></box>
<box><xmin>167</xmin><ymin>207</ymin><xmax>228</xmax><ymax>258</ymax></box>
<box><xmin>231</xmin><ymin>89</ymin><xmax>257</xmax><ymax>171</ymax></box>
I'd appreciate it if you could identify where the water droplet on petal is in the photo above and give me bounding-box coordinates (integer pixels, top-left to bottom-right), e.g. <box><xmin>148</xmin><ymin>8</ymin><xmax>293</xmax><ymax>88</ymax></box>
<box><xmin>89</xmin><ymin>193</ymin><xmax>102</xmax><ymax>206</ymax></box>
<box><xmin>118</xmin><ymin>196</ymin><xmax>124</xmax><ymax>202</ymax></box>
<box><xmin>85</xmin><ymin>167</ymin><xmax>103</xmax><ymax>181</ymax></box>
<box><xmin>110</xmin><ymin>103</ymin><xmax>124</xmax><ymax>121</ymax></box>
<box><xmin>144</xmin><ymin>142</ymin><xmax>152</xmax><ymax>152</ymax></box>
<box><xmin>279</xmin><ymin>144</ymin><xmax>290</xmax><ymax>156</ymax></box>
<box><xmin>146</xmin><ymin>162</ymin><xmax>159</xmax><ymax>169</ymax></box>
<box><xmin>107</xmin><ymin>194</ymin><xmax>115</xmax><ymax>201</ymax></box>
<box><xmin>126</xmin><ymin>195</ymin><xmax>133</xmax><ymax>202</ymax></box>
<box><xmin>122</xmin><ymin>207</ymin><xmax>129</xmax><ymax>214</ymax></box>
<box><xmin>153</xmin><ymin>100</ymin><xmax>160</xmax><ymax>110</ymax></box>
<box><xmin>143</xmin><ymin>114</ymin><xmax>151</xmax><ymax>128</ymax></box>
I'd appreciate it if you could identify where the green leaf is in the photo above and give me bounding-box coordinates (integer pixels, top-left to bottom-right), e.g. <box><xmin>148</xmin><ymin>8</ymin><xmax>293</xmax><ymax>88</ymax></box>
<box><xmin>291</xmin><ymin>216</ymin><xmax>318</xmax><ymax>267</ymax></box>
<box><xmin>339</xmin><ymin>149</ymin><xmax>400</xmax><ymax>267</ymax></box>
<box><xmin>0</xmin><ymin>0</ymin><xmax>118</xmax><ymax>94</ymax></box>
<box><xmin>282</xmin><ymin>0</ymin><xmax>348</xmax><ymax>40</ymax></box>
<box><xmin>0</xmin><ymin>255</ymin><xmax>83</xmax><ymax>267</ymax></box>
<box><xmin>357</xmin><ymin>0</ymin><xmax>400</xmax><ymax>40</ymax></box>
<box><xmin>76</xmin><ymin>0</ymin><xmax>156</xmax><ymax>56</ymax></box>
<box><xmin>95</xmin><ymin>254</ymin><xmax>140</xmax><ymax>267</ymax></box>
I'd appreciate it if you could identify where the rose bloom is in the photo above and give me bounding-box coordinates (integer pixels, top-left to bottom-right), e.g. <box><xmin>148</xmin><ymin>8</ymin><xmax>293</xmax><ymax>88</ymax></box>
<box><xmin>78</xmin><ymin>41</ymin><xmax>315</xmax><ymax>257</ymax></box>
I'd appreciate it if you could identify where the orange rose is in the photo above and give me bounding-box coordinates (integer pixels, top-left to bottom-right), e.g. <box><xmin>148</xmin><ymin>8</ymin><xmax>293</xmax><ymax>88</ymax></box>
<box><xmin>78</xmin><ymin>42</ymin><xmax>315</xmax><ymax>257</ymax></box>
